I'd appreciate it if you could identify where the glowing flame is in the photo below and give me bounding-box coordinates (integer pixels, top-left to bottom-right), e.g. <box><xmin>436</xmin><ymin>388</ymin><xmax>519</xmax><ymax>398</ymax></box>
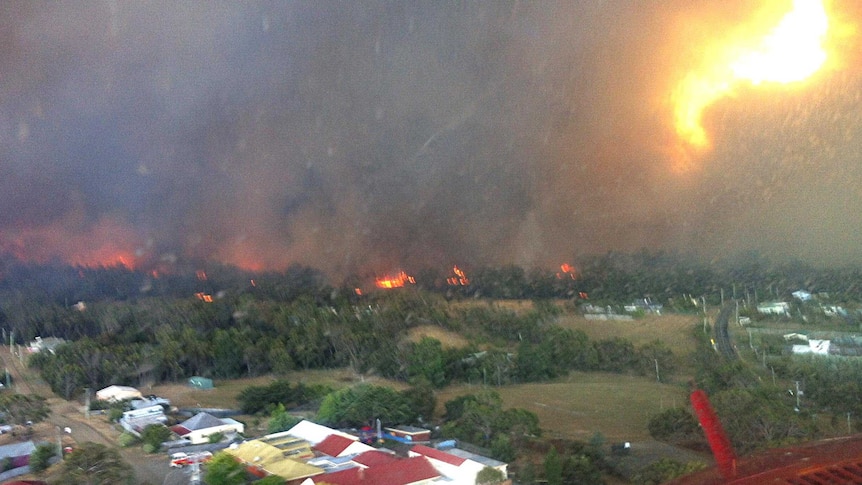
<box><xmin>673</xmin><ymin>0</ymin><xmax>830</xmax><ymax>151</ymax></box>
<box><xmin>557</xmin><ymin>263</ymin><xmax>577</xmax><ymax>280</ymax></box>
<box><xmin>446</xmin><ymin>265</ymin><xmax>470</xmax><ymax>286</ymax></box>
<box><xmin>375</xmin><ymin>271</ymin><xmax>416</xmax><ymax>289</ymax></box>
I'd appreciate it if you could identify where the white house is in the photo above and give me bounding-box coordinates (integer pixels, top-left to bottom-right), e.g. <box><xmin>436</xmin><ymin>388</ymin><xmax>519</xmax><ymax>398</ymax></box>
<box><xmin>170</xmin><ymin>412</ymin><xmax>244</xmax><ymax>444</ymax></box>
<box><xmin>96</xmin><ymin>385</ymin><xmax>143</xmax><ymax>402</ymax></box>
<box><xmin>757</xmin><ymin>302</ymin><xmax>790</xmax><ymax>316</ymax></box>
<box><xmin>792</xmin><ymin>290</ymin><xmax>813</xmax><ymax>302</ymax></box>
<box><xmin>119</xmin><ymin>405</ymin><xmax>167</xmax><ymax>436</ymax></box>
<box><xmin>792</xmin><ymin>339</ymin><xmax>831</xmax><ymax>355</ymax></box>
<box><xmin>409</xmin><ymin>444</ymin><xmax>508</xmax><ymax>485</ymax></box>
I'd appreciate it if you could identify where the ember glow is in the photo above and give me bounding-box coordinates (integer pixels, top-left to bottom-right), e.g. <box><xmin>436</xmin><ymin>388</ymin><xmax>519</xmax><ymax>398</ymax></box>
<box><xmin>557</xmin><ymin>263</ymin><xmax>577</xmax><ymax>280</ymax></box>
<box><xmin>673</xmin><ymin>0</ymin><xmax>831</xmax><ymax>151</ymax></box>
<box><xmin>446</xmin><ymin>266</ymin><xmax>470</xmax><ymax>286</ymax></box>
<box><xmin>375</xmin><ymin>271</ymin><xmax>416</xmax><ymax>289</ymax></box>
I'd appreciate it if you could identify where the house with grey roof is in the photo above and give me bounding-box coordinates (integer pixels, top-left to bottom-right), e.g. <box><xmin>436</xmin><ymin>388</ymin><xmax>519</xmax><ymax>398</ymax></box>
<box><xmin>170</xmin><ymin>412</ymin><xmax>243</xmax><ymax>444</ymax></box>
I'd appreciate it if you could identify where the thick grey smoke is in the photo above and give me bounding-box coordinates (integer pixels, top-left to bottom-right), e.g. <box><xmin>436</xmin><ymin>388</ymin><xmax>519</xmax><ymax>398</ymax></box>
<box><xmin>0</xmin><ymin>1</ymin><xmax>860</xmax><ymax>276</ymax></box>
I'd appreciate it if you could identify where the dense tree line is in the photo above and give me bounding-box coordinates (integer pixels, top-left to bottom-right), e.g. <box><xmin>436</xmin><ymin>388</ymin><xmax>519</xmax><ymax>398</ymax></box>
<box><xmin>24</xmin><ymin>288</ymin><xmax>682</xmax><ymax>400</ymax></box>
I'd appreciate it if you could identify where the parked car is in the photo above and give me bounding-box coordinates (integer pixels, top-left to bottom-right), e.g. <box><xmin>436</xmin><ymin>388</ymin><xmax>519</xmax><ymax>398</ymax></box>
<box><xmin>169</xmin><ymin>451</ymin><xmax>212</xmax><ymax>468</ymax></box>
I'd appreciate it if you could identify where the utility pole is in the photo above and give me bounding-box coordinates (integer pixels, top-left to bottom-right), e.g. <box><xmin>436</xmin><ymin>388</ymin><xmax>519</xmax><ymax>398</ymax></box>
<box><xmin>654</xmin><ymin>359</ymin><xmax>660</xmax><ymax>383</ymax></box>
<box><xmin>84</xmin><ymin>388</ymin><xmax>91</xmax><ymax>419</ymax></box>
<box><xmin>794</xmin><ymin>381</ymin><xmax>802</xmax><ymax>411</ymax></box>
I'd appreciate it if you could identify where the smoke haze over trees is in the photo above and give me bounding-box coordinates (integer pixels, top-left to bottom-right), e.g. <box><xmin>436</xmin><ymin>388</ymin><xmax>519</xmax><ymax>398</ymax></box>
<box><xmin>1</xmin><ymin>2</ymin><xmax>862</xmax><ymax>275</ymax></box>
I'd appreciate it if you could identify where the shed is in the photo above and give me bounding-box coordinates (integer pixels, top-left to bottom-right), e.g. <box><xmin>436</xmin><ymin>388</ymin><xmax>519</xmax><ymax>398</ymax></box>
<box><xmin>96</xmin><ymin>385</ymin><xmax>143</xmax><ymax>402</ymax></box>
<box><xmin>188</xmin><ymin>376</ymin><xmax>213</xmax><ymax>389</ymax></box>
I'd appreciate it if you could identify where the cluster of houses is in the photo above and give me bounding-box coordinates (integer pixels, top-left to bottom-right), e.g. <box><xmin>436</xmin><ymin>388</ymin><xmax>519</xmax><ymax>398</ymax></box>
<box><xmin>222</xmin><ymin>420</ymin><xmax>509</xmax><ymax>485</ymax></box>
<box><xmin>97</xmin><ymin>384</ymin><xmax>509</xmax><ymax>484</ymax></box>
<box><xmin>96</xmin><ymin>385</ymin><xmax>245</xmax><ymax>445</ymax></box>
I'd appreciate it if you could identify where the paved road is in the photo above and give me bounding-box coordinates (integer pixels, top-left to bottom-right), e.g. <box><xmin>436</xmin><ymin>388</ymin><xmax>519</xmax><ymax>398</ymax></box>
<box><xmin>713</xmin><ymin>302</ymin><xmax>738</xmax><ymax>360</ymax></box>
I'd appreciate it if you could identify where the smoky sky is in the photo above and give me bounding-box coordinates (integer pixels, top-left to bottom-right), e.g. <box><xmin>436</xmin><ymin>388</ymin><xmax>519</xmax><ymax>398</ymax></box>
<box><xmin>1</xmin><ymin>1</ymin><xmax>861</xmax><ymax>276</ymax></box>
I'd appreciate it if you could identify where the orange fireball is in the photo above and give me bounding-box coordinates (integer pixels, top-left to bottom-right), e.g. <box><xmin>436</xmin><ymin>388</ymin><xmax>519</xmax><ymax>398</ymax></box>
<box><xmin>672</xmin><ymin>0</ymin><xmax>832</xmax><ymax>152</ymax></box>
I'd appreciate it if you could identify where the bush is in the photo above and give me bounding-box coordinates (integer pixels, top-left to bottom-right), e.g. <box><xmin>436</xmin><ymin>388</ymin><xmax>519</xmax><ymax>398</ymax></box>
<box><xmin>107</xmin><ymin>408</ymin><xmax>124</xmax><ymax>422</ymax></box>
<box><xmin>117</xmin><ymin>432</ymin><xmax>139</xmax><ymax>448</ymax></box>
<box><xmin>140</xmin><ymin>424</ymin><xmax>171</xmax><ymax>452</ymax></box>
<box><xmin>29</xmin><ymin>443</ymin><xmax>56</xmax><ymax>473</ymax></box>
<box><xmin>208</xmin><ymin>432</ymin><xmax>225</xmax><ymax>444</ymax></box>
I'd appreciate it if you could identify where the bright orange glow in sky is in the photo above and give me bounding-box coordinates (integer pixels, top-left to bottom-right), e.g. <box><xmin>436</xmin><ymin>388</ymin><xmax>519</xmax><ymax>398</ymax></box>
<box><xmin>673</xmin><ymin>0</ymin><xmax>830</xmax><ymax>150</ymax></box>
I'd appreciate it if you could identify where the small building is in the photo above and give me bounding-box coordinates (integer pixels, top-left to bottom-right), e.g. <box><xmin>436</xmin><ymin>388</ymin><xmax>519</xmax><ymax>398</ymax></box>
<box><xmin>171</xmin><ymin>412</ymin><xmax>244</xmax><ymax>444</ymax></box>
<box><xmin>119</xmin><ymin>405</ymin><xmax>167</xmax><ymax>436</ymax></box>
<box><xmin>384</xmin><ymin>425</ymin><xmax>431</xmax><ymax>443</ymax></box>
<box><xmin>188</xmin><ymin>376</ymin><xmax>213</xmax><ymax>390</ymax></box>
<box><xmin>96</xmin><ymin>385</ymin><xmax>143</xmax><ymax>402</ymax></box>
<box><xmin>0</xmin><ymin>441</ymin><xmax>37</xmax><ymax>482</ymax></box>
<box><xmin>792</xmin><ymin>290</ymin><xmax>813</xmax><ymax>302</ymax></box>
<box><xmin>26</xmin><ymin>336</ymin><xmax>66</xmax><ymax>354</ymax></box>
<box><xmin>757</xmin><ymin>302</ymin><xmax>790</xmax><ymax>316</ymax></box>
<box><xmin>792</xmin><ymin>339</ymin><xmax>831</xmax><ymax>355</ymax></box>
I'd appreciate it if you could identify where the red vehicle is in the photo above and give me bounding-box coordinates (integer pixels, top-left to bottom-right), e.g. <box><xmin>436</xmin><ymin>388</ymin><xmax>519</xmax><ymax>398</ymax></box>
<box><xmin>169</xmin><ymin>451</ymin><xmax>212</xmax><ymax>468</ymax></box>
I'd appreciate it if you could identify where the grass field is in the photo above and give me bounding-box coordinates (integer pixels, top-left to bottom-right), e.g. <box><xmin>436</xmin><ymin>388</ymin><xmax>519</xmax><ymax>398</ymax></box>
<box><xmin>436</xmin><ymin>372</ymin><xmax>690</xmax><ymax>443</ymax></box>
<box><xmin>556</xmin><ymin>313</ymin><xmax>701</xmax><ymax>358</ymax></box>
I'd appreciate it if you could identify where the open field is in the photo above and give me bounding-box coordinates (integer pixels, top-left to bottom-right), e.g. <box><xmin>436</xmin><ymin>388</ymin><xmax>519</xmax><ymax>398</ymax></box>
<box><xmin>436</xmin><ymin>372</ymin><xmax>691</xmax><ymax>443</ymax></box>
<box><xmin>556</xmin><ymin>313</ymin><xmax>701</xmax><ymax>358</ymax></box>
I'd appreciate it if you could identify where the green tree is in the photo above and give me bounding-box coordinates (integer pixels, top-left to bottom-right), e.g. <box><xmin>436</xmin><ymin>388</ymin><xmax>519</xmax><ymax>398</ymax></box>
<box><xmin>0</xmin><ymin>393</ymin><xmax>50</xmax><ymax>425</ymax></box>
<box><xmin>204</xmin><ymin>452</ymin><xmax>247</xmax><ymax>485</ymax></box>
<box><xmin>317</xmin><ymin>384</ymin><xmax>414</xmax><ymax>428</ymax></box>
<box><xmin>406</xmin><ymin>337</ymin><xmax>447</xmax><ymax>387</ymax></box>
<box><xmin>56</xmin><ymin>442</ymin><xmax>134</xmax><ymax>485</ymax></box>
<box><xmin>476</xmin><ymin>466</ymin><xmax>506</xmax><ymax>485</ymax></box>
<box><xmin>544</xmin><ymin>447</ymin><xmax>563</xmax><ymax>485</ymax></box>
<box><xmin>140</xmin><ymin>424</ymin><xmax>171</xmax><ymax>452</ymax></box>
<box><xmin>647</xmin><ymin>407</ymin><xmax>701</xmax><ymax>444</ymax></box>
<box><xmin>268</xmin><ymin>403</ymin><xmax>301</xmax><ymax>434</ymax></box>
<box><xmin>29</xmin><ymin>443</ymin><xmax>56</xmax><ymax>473</ymax></box>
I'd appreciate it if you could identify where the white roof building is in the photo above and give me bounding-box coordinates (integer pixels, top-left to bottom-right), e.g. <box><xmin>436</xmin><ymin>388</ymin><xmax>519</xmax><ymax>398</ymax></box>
<box><xmin>96</xmin><ymin>385</ymin><xmax>143</xmax><ymax>402</ymax></box>
<box><xmin>284</xmin><ymin>419</ymin><xmax>358</xmax><ymax>445</ymax></box>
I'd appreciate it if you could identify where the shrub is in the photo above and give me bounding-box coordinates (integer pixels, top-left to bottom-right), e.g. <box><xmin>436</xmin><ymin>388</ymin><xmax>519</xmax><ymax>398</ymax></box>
<box><xmin>118</xmin><ymin>432</ymin><xmax>139</xmax><ymax>447</ymax></box>
<box><xmin>29</xmin><ymin>443</ymin><xmax>56</xmax><ymax>473</ymax></box>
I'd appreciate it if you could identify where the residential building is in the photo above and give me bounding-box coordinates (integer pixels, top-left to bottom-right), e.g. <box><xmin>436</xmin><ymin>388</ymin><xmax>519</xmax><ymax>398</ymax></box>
<box><xmin>119</xmin><ymin>405</ymin><xmax>167</xmax><ymax>436</ymax></box>
<box><xmin>171</xmin><ymin>412</ymin><xmax>244</xmax><ymax>444</ymax></box>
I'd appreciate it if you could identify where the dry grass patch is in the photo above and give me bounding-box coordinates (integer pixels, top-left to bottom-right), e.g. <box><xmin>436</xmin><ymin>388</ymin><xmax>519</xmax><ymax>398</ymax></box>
<box><xmin>556</xmin><ymin>313</ymin><xmax>700</xmax><ymax>357</ymax></box>
<box><xmin>406</xmin><ymin>325</ymin><xmax>471</xmax><ymax>348</ymax></box>
<box><xmin>435</xmin><ymin>372</ymin><xmax>690</xmax><ymax>443</ymax></box>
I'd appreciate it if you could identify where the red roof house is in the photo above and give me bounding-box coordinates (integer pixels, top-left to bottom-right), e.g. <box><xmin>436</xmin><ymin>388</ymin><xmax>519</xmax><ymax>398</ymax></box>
<box><xmin>309</xmin><ymin>455</ymin><xmax>439</xmax><ymax>485</ymax></box>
